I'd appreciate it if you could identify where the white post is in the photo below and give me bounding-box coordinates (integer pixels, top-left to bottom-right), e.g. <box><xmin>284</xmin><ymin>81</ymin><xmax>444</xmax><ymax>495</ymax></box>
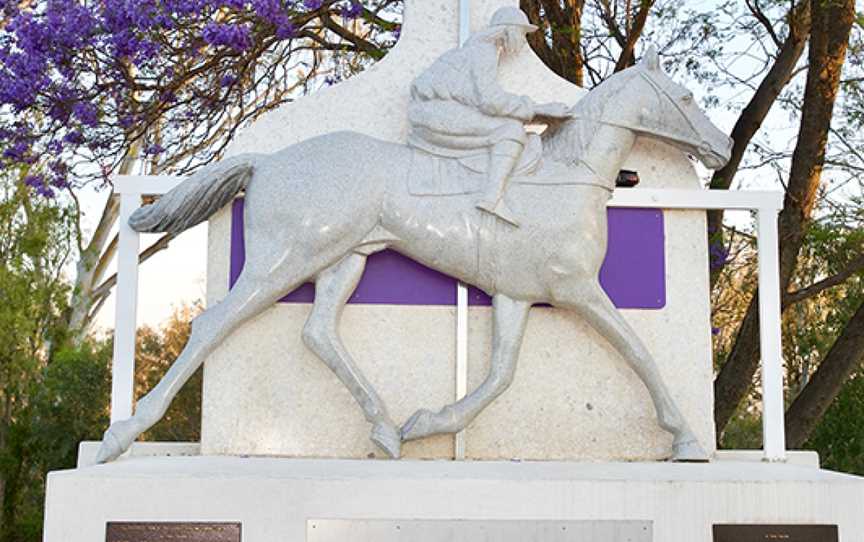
<box><xmin>110</xmin><ymin>193</ymin><xmax>141</xmax><ymax>423</ymax></box>
<box><xmin>757</xmin><ymin>207</ymin><xmax>786</xmax><ymax>461</ymax></box>
<box><xmin>454</xmin><ymin>0</ymin><xmax>471</xmax><ymax>460</ymax></box>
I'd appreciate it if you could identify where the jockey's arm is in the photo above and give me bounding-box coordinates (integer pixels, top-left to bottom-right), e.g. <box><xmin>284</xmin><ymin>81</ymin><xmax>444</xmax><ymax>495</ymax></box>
<box><xmin>470</xmin><ymin>47</ymin><xmax>535</xmax><ymax>122</ymax></box>
<box><xmin>475</xmin><ymin>81</ymin><xmax>534</xmax><ymax>122</ymax></box>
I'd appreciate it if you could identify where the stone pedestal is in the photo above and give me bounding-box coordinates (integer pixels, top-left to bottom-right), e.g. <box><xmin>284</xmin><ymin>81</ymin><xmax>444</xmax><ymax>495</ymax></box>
<box><xmin>45</xmin><ymin>454</ymin><xmax>864</xmax><ymax>542</ymax></box>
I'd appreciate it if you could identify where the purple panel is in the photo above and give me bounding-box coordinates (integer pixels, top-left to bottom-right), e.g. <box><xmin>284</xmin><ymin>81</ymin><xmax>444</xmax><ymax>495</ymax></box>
<box><xmin>230</xmin><ymin>199</ymin><xmax>666</xmax><ymax>309</ymax></box>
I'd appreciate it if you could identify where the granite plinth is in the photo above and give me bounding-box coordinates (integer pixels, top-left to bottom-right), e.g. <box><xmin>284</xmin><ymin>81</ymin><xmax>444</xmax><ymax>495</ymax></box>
<box><xmin>45</xmin><ymin>455</ymin><xmax>864</xmax><ymax>542</ymax></box>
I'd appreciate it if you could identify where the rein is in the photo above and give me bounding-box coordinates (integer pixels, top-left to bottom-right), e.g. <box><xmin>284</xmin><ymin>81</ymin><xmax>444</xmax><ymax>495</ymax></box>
<box><xmin>566</xmin><ymin>71</ymin><xmax>707</xmax><ymax>155</ymax></box>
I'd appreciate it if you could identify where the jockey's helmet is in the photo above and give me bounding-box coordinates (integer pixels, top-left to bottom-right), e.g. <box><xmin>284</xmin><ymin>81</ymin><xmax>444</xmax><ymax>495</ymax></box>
<box><xmin>490</xmin><ymin>7</ymin><xmax>538</xmax><ymax>32</ymax></box>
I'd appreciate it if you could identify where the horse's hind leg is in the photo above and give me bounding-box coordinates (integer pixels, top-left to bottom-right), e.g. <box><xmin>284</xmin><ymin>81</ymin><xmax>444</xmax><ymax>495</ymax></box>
<box><xmin>555</xmin><ymin>280</ymin><xmax>709</xmax><ymax>461</ymax></box>
<box><xmin>402</xmin><ymin>294</ymin><xmax>531</xmax><ymax>442</ymax></box>
<box><xmin>302</xmin><ymin>252</ymin><xmax>401</xmax><ymax>459</ymax></box>
<box><xmin>95</xmin><ymin>266</ymin><xmax>315</xmax><ymax>463</ymax></box>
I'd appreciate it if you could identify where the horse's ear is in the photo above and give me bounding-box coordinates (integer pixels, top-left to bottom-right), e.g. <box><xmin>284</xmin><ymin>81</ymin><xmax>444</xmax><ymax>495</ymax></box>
<box><xmin>642</xmin><ymin>45</ymin><xmax>660</xmax><ymax>71</ymax></box>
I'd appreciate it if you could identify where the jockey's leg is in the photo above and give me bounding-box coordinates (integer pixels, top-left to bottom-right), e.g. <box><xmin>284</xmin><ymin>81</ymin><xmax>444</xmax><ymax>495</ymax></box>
<box><xmin>477</xmin><ymin>123</ymin><xmax>527</xmax><ymax>226</ymax></box>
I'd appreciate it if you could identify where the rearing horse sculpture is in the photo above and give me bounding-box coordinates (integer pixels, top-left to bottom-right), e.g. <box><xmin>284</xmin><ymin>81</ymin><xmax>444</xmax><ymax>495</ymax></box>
<box><xmin>96</xmin><ymin>48</ymin><xmax>732</xmax><ymax>464</ymax></box>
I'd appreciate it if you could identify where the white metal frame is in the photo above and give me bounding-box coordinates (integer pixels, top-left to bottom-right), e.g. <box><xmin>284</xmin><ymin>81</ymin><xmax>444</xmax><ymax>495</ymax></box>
<box><xmin>111</xmin><ymin>175</ymin><xmax>786</xmax><ymax>462</ymax></box>
<box><xmin>454</xmin><ymin>0</ymin><xmax>472</xmax><ymax>461</ymax></box>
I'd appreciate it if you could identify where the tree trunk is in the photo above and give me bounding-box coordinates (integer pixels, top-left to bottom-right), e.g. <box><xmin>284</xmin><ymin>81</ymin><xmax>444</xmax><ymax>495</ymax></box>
<box><xmin>613</xmin><ymin>0</ymin><xmax>653</xmax><ymax>72</ymax></box>
<box><xmin>785</xmin><ymin>301</ymin><xmax>864</xmax><ymax>447</ymax></box>
<box><xmin>707</xmin><ymin>2</ymin><xmax>810</xmax><ymax>282</ymax></box>
<box><xmin>522</xmin><ymin>0</ymin><xmax>586</xmax><ymax>86</ymax></box>
<box><xmin>67</xmin><ymin>143</ymin><xmax>141</xmax><ymax>342</ymax></box>
<box><xmin>713</xmin><ymin>0</ymin><xmax>856</xmax><ymax>438</ymax></box>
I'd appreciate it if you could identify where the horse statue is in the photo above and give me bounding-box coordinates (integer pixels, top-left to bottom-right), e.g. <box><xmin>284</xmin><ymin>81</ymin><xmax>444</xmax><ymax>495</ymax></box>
<box><xmin>95</xmin><ymin>47</ymin><xmax>731</xmax><ymax>464</ymax></box>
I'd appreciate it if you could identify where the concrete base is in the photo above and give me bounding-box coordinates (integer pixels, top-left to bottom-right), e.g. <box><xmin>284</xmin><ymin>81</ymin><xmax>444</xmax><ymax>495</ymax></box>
<box><xmin>45</xmin><ymin>456</ymin><xmax>864</xmax><ymax>542</ymax></box>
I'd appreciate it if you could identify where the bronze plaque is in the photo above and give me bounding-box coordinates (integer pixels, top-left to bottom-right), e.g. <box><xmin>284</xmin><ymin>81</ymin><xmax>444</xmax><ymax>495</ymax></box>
<box><xmin>713</xmin><ymin>524</ymin><xmax>838</xmax><ymax>542</ymax></box>
<box><xmin>106</xmin><ymin>522</ymin><xmax>241</xmax><ymax>542</ymax></box>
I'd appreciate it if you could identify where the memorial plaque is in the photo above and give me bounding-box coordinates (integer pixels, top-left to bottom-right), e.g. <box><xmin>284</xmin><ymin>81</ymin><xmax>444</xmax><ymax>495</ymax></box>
<box><xmin>106</xmin><ymin>522</ymin><xmax>241</xmax><ymax>542</ymax></box>
<box><xmin>307</xmin><ymin>519</ymin><xmax>652</xmax><ymax>541</ymax></box>
<box><xmin>713</xmin><ymin>524</ymin><xmax>838</xmax><ymax>542</ymax></box>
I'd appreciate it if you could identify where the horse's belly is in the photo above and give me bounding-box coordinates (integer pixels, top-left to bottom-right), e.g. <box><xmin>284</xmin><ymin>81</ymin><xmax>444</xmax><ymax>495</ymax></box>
<box><xmin>383</xmin><ymin>195</ymin><xmax>549</xmax><ymax>299</ymax></box>
<box><xmin>382</xmin><ymin>183</ymin><xmax>610</xmax><ymax>302</ymax></box>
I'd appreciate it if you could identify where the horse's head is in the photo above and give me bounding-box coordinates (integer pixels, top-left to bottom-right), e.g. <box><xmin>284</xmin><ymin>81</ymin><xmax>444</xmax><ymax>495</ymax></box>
<box><xmin>575</xmin><ymin>47</ymin><xmax>732</xmax><ymax>170</ymax></box>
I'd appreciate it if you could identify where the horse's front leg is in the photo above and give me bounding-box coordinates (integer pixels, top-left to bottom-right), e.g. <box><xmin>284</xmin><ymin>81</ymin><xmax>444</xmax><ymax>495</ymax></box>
<box><xmin>552</xmin><ymin>279</ymin><xmax>709</xmax><ymax>461</ymax></box>
<box><xmin>401</xmin><ymin>294</ymin><xmax>530</xmax><ymax>442</ymax></box>
<box><xmin>302</xmin><ymin>253</ymin><xmax>401</xmax><ymax>458</ymax></box>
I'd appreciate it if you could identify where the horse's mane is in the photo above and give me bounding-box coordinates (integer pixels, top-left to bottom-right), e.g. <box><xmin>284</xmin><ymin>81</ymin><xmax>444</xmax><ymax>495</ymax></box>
<box><xmin>542</xmin><ymin>69</ymin><xmax>638</xmax><ymax>167</ymax></box>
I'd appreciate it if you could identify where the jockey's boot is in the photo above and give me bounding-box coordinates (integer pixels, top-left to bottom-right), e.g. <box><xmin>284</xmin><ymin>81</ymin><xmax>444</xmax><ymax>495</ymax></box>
<box><xmin>476</xmin><ymin>141</ymin><xmax>523</xmax><ymax>226</ymax></box>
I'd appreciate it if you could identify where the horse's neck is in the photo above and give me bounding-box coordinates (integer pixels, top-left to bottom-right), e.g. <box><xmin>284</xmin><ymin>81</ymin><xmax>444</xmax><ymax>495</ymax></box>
<box><xmin>544</xmin><ymin>107</ymin><xmax>637</xmax><ymax>187</ymax></box>
<box><xmin>578</xmin><ymin>124</ymin><xmax>637</xmax><ymax>181</ymax></box>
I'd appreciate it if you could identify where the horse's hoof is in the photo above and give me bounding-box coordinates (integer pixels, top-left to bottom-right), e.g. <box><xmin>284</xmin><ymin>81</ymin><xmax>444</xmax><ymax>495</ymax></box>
<box><xmin>94</xmin><ymin>419</ymin><xmax>139</xmax><ymax>464</ymax></box>
<box><xmin>371</xmin><ymin>422</ymin><xmax>401</xmax><ymax>459</ymax></box>
<box><xmin>401</xmin><ymin>409</ymin><xmax>436</xmax><ymax>442</ymax></box>
<box><xmin>670</xmin><ymin>436</ymin><xmax>710</xmax><ymax>462</ymax></box>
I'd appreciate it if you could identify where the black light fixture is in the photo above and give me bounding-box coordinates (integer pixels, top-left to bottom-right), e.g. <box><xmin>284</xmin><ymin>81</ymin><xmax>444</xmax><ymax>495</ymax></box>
<box><xmin>616</xmin><ymin>170</ymin><xmax>640</xmax><ymax>187</ymax></box>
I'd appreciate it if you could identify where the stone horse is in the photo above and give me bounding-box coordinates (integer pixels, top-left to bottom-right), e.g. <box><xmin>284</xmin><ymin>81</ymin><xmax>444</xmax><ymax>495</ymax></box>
<box><xmin>96</xmin><ymin>48</ymin><xmax>731</xmax><ymax>464</ymax></box>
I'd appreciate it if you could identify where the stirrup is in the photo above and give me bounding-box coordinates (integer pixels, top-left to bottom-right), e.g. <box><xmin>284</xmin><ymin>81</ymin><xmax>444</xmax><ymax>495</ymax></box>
<box><xmin>476</xmin><ymin>199</ymin><xmax>520</xmax><ymax>227</ymax></box>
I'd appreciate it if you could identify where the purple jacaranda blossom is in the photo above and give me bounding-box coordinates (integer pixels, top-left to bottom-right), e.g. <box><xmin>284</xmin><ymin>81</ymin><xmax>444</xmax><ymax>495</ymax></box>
<box><xmin>145</xmin><ymin>143</ymin><xmax>165</xmax><ymax>155</ymax></box>
<box><xmin>202</xmin><ymin>22</ymin><xmax>253</xmax><ymax>51</ymax></box>
<box><xmin>709</xmin><ymin>240</ymin><xmax>730</xmax><ymax>270</ymax></box>
<box><xmin>118</xmin><ymin>115</ymin><xmax>136</xmax><ymax>128</ymax></box>
<box><xmin>24</xmin><ymin>173</ymin><xmax>43</xmax><ymax>187</ymax></box>
<box><xmin>63</xmin><ymin>130</ymin><xmax>84</xmax><ymax>145</ymax></box>
<box><xmin>0</xmin><ymin>0</ymin><xmax>392</xmax><ymax>194</ymax></box>
<box><xmin>73</xmin><ymin>102</ymin><xmax>98</xmax><ymax>126</ymax></box>
<box><xmin>341</xmin><ymin>1</ymin><xmax>362</xmax><ymax>19</ymax></box>
<box><xmin>24</xmin><ymin>173</ymin><xmax>55</xmax><ymax>197</ymax></box>
<box><xmin>51</xmin><ymin>175</ymin><xmax>69</xmax><ymax>189</ymax></box>
<box><xmin>3</xmin><ymin>140</ymin><xmax>30</xmax><ymax>161</ymax></box>
<box><xmin>252</xmin><ymin>0</ymin><xmax>281</xmax><ymax>19</ymax></box>
<box><xmin>160</xmin><ymin>90</ymin><xmax>178</xmax><ymax>103</ymax></box>
<box><xmin>36</xmin><ymin>183</ymin><xmax>55</xmax><ymax>197</ymax></box>
<box><xmin>275</xmin><ymin>19</ymin><xmax>296</xmax><ymax>39</ymax></box>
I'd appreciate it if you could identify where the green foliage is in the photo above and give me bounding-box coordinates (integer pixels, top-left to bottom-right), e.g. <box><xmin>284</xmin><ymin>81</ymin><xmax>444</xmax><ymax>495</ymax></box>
<box><xmin>0</xmin><ymin>170</ymin><xmax>77</xmax><ymax>542</ymax></box>
<box><xmin>4</xmin><ymin>342</ymin><xmax>111</xmax><ymax>542</ymax></box>
<box><xmin>807</xmin><ymin>373</ymin><xmax>864</xmax><ymax>475</ymax></box>
<box><xmin>0</xmin><ymin>167</ymin><xmax>201</xmax><ymax>541</ymax></box>
<box><xmin>718</xmin><ymin>408</ymin><xmax>762</xmax><ymax>450</ymax></box>
<box><xmin>136</xmin><ymin>304</ymin><xmax>203</xmax><ymax>443</ymax></box>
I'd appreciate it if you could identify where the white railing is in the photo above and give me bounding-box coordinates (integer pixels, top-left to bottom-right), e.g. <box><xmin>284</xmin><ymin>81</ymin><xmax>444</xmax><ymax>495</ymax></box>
<box><xmin>111</xmin><ymin>175</ymin><xmax>786</xmax><ymax>462</ymax></box>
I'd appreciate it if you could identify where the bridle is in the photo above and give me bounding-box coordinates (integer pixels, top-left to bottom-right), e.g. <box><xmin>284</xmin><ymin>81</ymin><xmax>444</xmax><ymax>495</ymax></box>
<box><xmin>568</xmin><ymin>70</ymin><xmax>712</xmax><ymax>157</ymax></box>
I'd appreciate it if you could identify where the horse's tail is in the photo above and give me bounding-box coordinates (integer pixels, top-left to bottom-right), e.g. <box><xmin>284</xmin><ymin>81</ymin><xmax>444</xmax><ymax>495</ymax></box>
<box><xmin>129</xmin><ymin>155</ymin><xmax>256</xmax><ymax>234</ymax></box>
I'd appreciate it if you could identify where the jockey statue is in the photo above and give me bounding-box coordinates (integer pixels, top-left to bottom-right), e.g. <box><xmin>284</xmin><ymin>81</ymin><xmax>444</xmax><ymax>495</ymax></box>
<box><xmin>407</xmin><ymin>7</ymin><xmax>572</xmax><ymax>226</ymax></box>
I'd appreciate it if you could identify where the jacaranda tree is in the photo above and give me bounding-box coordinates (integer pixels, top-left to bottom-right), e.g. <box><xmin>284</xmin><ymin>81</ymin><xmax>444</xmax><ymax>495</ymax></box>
<box><xmin>0</xmin><ymin>0</ymin><xmax>400</xmax><ymax>336</ymax></box>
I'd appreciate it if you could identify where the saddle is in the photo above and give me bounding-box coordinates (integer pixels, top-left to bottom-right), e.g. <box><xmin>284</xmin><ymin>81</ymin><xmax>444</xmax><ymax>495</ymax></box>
<box><xmin>408</xmin><ymin>134</ymin><xmax>543</xmax><ymax>196</ymax></box>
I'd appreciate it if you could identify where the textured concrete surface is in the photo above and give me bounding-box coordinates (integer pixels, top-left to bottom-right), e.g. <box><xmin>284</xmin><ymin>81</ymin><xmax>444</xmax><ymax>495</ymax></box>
<box><xmin>45</xmin><ymin>457</ymin><xmax>864</xmax><ymax>542</ymax></box>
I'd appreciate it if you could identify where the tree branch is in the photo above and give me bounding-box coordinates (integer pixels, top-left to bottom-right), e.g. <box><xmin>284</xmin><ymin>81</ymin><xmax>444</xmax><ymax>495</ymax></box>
<box><xmin>613</xmin><ymin>0</ymin><xmax>654</xmax><ymax>72</ymax></box>
<box><xmin>783</xmin><ymin>253</ymin><xmax>864</xmax><ymax>308</ymax></box>
<box><xmin>785</xmin><ymin>301</ymin><xmax>864</xmax><ymax>447</ymax></box>
<box><xmin>707</xmin><ymin>0</ymin><xmax>811</xmax><ymax>271</ymax></box>
<box><xmin>90</xmin><ymin>233</ymin><xmax>176</xmax><ymax>303</ymax></box>
<box><xmin>713</xmin><ymin>0</ymin><xmax>855</xmax><ymax>437</ymax></box>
